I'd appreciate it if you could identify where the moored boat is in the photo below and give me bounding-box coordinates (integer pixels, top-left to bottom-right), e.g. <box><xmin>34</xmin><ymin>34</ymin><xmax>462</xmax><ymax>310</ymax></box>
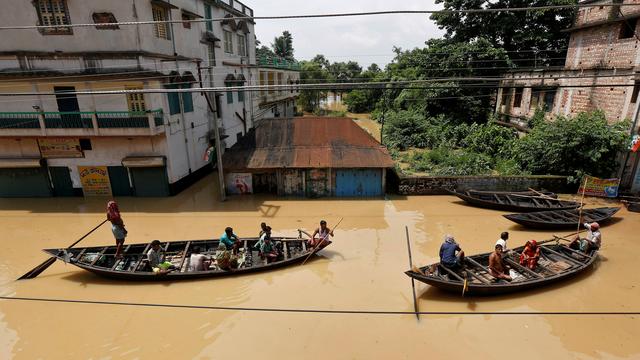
<box><xmin>503</xmin><ymin>207</ymin><xmax>621</xmax><ymax>229</ymax></box>
<box><xmin>405</xmin><ymin>241</ymin><xmax>597</xmax><ymax>296</ymax></box>
<box><xmin>449</xmin><ymin>190</ymin><xmax>580</xmax><ymax>212</ymax></box>
<box><xmin>43</xmin><ymin>236</ymin><xmax>330</xmax><ymax>281</ymax></box>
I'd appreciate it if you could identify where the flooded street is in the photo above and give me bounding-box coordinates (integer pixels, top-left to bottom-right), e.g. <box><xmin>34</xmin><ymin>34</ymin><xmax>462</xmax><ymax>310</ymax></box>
<box><xmin>0</xmin><ymin>174</ymin><xmax>639</xmax><ymax>359</ymax></box>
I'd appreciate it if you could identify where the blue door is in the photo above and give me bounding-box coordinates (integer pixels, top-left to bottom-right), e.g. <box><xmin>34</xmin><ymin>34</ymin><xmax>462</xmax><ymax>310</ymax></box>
<box><xmin>335</xmin><ymin>169</ymin><xmax>382</xmax><ymax>197</ymax></box>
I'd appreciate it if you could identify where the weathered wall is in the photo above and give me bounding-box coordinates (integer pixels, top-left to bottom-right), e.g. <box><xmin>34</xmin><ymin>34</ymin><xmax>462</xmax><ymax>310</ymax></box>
<box><xmin>396</xmin><ymin>176</ymin><xmax>572</xmax><ymax>195</ymax></box>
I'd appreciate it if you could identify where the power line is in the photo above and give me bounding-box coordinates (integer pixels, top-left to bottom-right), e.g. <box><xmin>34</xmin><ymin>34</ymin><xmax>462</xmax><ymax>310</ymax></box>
<box><xmin>0</xmin><ymin>4</ymin><xmax>638</xmax><ymax>31</ymax></box>
<box><xmin>0</xmin><ymin>296</ymin><xmax>638</xmax><ymax>317</ymax></box>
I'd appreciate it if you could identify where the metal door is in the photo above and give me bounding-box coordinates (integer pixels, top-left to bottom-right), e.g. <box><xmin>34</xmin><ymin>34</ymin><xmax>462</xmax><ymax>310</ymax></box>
<box><xmin>49</xmin><ymin>166</ymin><xmax>75</xmax><ymax>196</ymax></box>
<box><xmin>130</xmin><ymin>167</ymin><xmax>170</xmax><ymax>197</ymax></box>
<box><xmin>335</xmin><ymin>169</ymin><xmax>382</xmax><ymax>197</ymax></box>
<box><xmin>108</xmin><ymin>166</ymin><xmax>133</xmax><ymax>196</ymax></box>
<box><xmin>282</xmin><ymin>169</ymin><xmax>303</xmax><ymax>196</ymax></box>
<box><xmin>54</xmin><ymin>86</ymin><xmax>81</xmax><ymax>124</ymax></box>
<box><xmin>0</xmin><ymin>168</ymin><xmax>52</xmax><ymax>197</ymax></box>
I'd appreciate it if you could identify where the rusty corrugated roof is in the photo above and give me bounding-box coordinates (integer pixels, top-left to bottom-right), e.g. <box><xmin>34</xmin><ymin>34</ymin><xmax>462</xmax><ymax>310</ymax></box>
<box><xmin>222</xmin><ymin>117</ymin><xmax>395</xmax><ymax>170</ymax></box>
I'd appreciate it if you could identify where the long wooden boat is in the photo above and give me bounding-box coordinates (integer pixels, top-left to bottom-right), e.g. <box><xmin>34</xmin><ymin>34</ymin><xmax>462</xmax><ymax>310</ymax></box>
<box><xmin>43</xmin><ymin>236</ymin><xmax>330</xmax><ymax>281</ymax></box>
<box><xmin>622</xmin><ymin>200</ymin><xmax>640</xmax><ymax>213</ymax></box>
<box><xmin>449</xmin><ymin>190</ymin><xmax>580</xmax><ymax>212</ymax></box>
<box><xmin>405</xmin><ymin>241</ymin><xmax>597</xmax><ymax>296</ymax></box>
<box><xmin>466</xmin><ymin>189</ymin><xmax>558</xmax><ymax>199</ymax></box>
<box><xmin>503</xmin><ymin>207</ymin><xmax>621</xmax><ymax>229</ymax></box>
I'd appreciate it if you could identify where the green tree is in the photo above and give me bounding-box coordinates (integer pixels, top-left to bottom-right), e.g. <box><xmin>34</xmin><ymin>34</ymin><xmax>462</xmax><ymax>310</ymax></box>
<box><xmin>272</xmin><ymin>31</ymin><xmax>294</xmax><ymax>60</ymax></box>
<box><xmin>297</xmin><ymin>60</ymin><xmax>329</xmax><ymax>112</ymax></box>
<box><xmin>513</xmin><ymin>111</ymin><xmax>631</xmax><ymax>181</ymax></box>
<box><xmin>431</xmin><ymin>0</ymin><xmax>577</xmax><ymax>67</ymax></box>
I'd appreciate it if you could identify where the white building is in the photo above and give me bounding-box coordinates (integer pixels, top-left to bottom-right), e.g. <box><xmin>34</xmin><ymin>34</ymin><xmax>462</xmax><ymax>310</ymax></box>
<box><xmin>0</xmin><ymin>0</ymin><xmax>299</xmax><ymax>197</ymax></box>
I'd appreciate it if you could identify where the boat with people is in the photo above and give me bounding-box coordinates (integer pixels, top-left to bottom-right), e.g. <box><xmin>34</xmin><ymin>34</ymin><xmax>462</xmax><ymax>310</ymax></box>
<box><xmin>405</xmin><ymin>239</ymin><xmax>597</xmax><ymax>296</ymax></box>
<box><xmin>448</xmin><ymin>190</ymin><xmax>580</xmax><ymax>212</ymax></box>
<box><xmin>503</xmin><ymin>207</ymin><xmax>621</xmax><ymax>229</ymax></box>
<box><xmin>42</xmin><ymin>234</ymin><xmax>331</xmax><ymax>281</ymax></box>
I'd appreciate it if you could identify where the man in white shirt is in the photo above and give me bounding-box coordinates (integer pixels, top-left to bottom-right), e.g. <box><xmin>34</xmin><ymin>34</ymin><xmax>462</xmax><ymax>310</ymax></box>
<box><xmin>495</xmin><ymin>232</ymin><xmax>509</xmax><ymax>252</ymax></box>
<box><xmin>570</xmin><ymin>223</ymin><xmax>601</xmax><ymax>253</ymax></box>
<box><xmin>189</xmin><ymin>247</ymin><xmax>210</xmax><ymax>272</ymax></box>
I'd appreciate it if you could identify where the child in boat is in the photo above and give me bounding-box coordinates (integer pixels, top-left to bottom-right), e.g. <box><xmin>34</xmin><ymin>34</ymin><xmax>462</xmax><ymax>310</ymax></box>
<box><xmin>519</xmin><ymin>240</ymin><xmax>541</xmax><ymax>270</ymax></box>
<box><xmin>147</xmin><ymin>240</ymin><xmax>176</xmax><ymax>274</ymax></box>
<box><xmin>107</xmin><ymin>201</ymin><xmax>127</xmax><ymax>259</ymax></box>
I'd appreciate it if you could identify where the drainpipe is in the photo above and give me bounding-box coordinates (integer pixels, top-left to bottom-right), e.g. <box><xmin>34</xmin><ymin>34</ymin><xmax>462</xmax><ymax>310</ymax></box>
<box><xmin>168</xmin><ymin>0</ymin><xmax>192</xmax><ymax>174</ymax></box>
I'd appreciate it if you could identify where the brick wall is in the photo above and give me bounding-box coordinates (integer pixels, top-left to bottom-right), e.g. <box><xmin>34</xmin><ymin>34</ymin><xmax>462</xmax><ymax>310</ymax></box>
<box><xmin>396</xmin><ymin>176</ymin><xmax>572</xmax><ymax>195</ymax></box>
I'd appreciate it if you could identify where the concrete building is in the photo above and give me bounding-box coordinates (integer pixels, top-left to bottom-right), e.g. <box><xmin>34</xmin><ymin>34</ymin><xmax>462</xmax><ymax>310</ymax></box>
<box><xmin>222</xmin><ymin>117</ymin><xmax>394</xmax><ymax>198</ymax></box>
<box><xmin>496</xmin><ymin>0</ymin><xmax>640</xmax><ymax>192</ymax></box>
<box><xmin>0</xmin><ymin>0</ymin><xmax>299</xmax><ymax>197</ymax></box>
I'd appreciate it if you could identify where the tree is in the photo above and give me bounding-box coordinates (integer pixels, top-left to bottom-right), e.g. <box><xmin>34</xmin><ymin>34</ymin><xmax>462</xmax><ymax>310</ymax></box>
<box><xmin>367</xmin><ymin>63</ymin><xmax>382</xmax><ymax>73</ymax></box>
<box><xmin>297</xmin><ymin>61</ymin><xmax>329</xmax><ymax>112</ymax></box>
<box><xmin>431</xmin><ymin>0</ymin><xmax>577</xmax><ymax>67</ymax></box>
<box><xmin>272</xmin><ymin>31</ymin><xmax>294</xmax><ymax>60</ymax></box>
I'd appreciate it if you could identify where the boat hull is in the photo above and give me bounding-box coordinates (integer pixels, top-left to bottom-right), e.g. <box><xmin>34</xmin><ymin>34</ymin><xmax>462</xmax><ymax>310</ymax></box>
<box><xmin>503</xmin><ymin>207</ymin><xmax>621</xmax><ymax>229</ymax></box>
<box><xmin>449</xmin><ymin>190</ymin><xmax>580</xmax><ymax>212</ymax></box>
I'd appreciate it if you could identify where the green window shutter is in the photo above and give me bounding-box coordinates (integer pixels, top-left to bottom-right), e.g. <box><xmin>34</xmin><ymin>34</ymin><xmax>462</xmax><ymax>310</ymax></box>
<box><xmin>204</xmin><ymin>4</ymin><xmax>212</xmax><ymax>31</ymax></box>
<box><xmin>167</xmin><ymin>85</ymin><xmax>181</xmax><ymax>115</ymax></box>
<box><xmin>182</xmin><ymin>91</ymin><xmax>194</xmax><ymax>113</ymax></box>
<box><xmin>238</xmin><ymin>90</ymin><xmax>244</xmax><ymax>102</ymax></box>
<box><xmin>227</xmin><ymin>90</ymin><xmax>233</xmax><ymax>104</ymax></box>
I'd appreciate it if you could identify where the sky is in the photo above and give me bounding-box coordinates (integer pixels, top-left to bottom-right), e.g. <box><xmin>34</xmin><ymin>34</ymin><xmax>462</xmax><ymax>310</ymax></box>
<box><xmin>249</xmin><ymin>0</ymin><xmax>445</xmax><ymax>68</ymax></box>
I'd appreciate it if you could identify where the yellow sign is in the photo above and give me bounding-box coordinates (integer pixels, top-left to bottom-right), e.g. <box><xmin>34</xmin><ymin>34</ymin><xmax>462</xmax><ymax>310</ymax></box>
<box><xmin>38</xmin><ymin>138</ymin><xmax>83</xmax><ymax>158</ymax></box>
<box><xmin>78</xmin><ymin>166</ymin><xmax>112</xmax><ymax>197</ymax></box>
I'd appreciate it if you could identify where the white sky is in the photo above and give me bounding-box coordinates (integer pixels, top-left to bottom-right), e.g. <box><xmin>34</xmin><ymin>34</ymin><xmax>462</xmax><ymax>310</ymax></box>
<box><xmin>250</xmin><ymin>0</ymin><xmax>444</xmax><ymax>68</ymax></box>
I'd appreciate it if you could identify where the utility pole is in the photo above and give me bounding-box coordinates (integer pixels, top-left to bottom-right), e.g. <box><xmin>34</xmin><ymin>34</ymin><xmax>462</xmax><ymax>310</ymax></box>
<box><xmin>208</xmin><ymin>91</ymin><xmax>226</xmax><ymax>201</ymax></box>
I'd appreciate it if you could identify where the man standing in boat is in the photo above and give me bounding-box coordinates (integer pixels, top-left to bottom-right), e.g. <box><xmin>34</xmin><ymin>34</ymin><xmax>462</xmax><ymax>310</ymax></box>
<box><xmin>107</xmin><ymin>201</ymin><xmax>127</xmax><ymax>259</ymax></box>
<box><xmin>439</xmin><ymin>235</ymin><xmax>465</xmax><ymax>269</ymax></box>
<box><xmin>310</xmin><ymin>220</ymin><xmax>333</xmax><ymax>247</ymax></box>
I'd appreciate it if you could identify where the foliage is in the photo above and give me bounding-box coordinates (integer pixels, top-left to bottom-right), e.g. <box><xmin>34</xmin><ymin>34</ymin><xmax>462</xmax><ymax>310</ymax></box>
<box><xmin>527</xmin><ymin>108</ymin><xmax>546</xmax><ymax>129</ymax></box>
<box><xmin>513</xmin><ymin>111</ymin><xmax>631</xmax><ymax>181</ymax></box>
<box><xmin>410</xmin><ymin>148</ymin><xmax>494</xmax><ymax>176</ymax></box>
<box><xmin>462</xmin><ymin>123</ymin><xmax>517</xmax><ymax>158</ymax></box>
<box><xmin>271</xmin><ymin>31</ymin><xmax>294</xmax><ymax>60</ymax></box>
<box><xmin>382</xmin><ymin>110</ymin><xmax>473</xmax><ymax>150</ymax></box>
<box><xmin>431</xmin><ymin>0</ymin><xmax>577</xmax><ymax>67</ymax></box>
<box><xmin>297</xmin><ymin>60</ymin><xmax>329</xmax><ymax>112</ymax></box>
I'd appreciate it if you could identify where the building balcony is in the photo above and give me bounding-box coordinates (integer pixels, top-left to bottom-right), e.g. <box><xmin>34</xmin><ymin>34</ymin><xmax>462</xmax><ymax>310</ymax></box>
<box><xmin>257</xmin><ymin>55</ymin><xmax>301</xmax><ymax>71</ymax></box>
<box><xmin>0</xmin><ymin>109</ymin><xmax>165</xmax><ymax>137</ymax></box>
<box><xmin>216</xmin><ymin>0</ymin><xmax>254</xmax><ymax>18</ymax></box>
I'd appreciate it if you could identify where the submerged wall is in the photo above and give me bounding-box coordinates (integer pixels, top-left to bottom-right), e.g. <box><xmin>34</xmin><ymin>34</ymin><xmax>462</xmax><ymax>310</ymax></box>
<box><xmin>396</xmin><ymin>175</ymin><xmax>572</xmax><ymax>195</ymax></box>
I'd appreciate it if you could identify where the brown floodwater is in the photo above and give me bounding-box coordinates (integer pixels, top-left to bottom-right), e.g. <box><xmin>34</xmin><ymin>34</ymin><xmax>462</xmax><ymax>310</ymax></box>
<box><xmin>0</xmin><ymin>175</ymin><xmax>638</xmax><ymax>359</ymax></box>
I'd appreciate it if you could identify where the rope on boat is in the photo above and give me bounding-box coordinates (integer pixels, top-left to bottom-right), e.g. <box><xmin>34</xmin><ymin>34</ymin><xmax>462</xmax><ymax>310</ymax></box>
<box><xmin>1</xmin><ymin>296</ymin><xmax>638</xmax><ymax>317</ymax></box>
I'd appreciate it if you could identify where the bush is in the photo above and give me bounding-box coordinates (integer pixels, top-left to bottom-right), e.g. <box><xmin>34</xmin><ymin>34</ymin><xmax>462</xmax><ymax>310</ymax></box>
<box><xmin>463</xmin><ymin>123</ymin><xmax>517</xmax><ymax>158</ymax></box>
<box><xmin>513</xmin><ymin>111</ymin><xmax>631</xmax><ymax>181</ymax></box>
<box><xmin>410</xmin><ymin>147</ymin><xmax>493</xmax><ymax>176</ymax></box>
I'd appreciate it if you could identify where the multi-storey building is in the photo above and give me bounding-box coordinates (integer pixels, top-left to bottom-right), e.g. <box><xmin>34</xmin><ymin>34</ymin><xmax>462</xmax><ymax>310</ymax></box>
<box><xmin>0</xmin><ymin>0</ymin><xmax>299</xmax><ymax>197</ymax></box>
<box><xmin>496</xmin><ymin>0</ymin><xmax>640</xmax><ymax>192</ymax></box>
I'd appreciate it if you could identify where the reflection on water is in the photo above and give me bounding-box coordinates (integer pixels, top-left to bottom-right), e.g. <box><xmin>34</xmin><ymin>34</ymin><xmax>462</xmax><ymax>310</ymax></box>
<box><xmin>0</xmin><ymin>174</ymin><xmax>638</xmax><ymax>359</ymax></box>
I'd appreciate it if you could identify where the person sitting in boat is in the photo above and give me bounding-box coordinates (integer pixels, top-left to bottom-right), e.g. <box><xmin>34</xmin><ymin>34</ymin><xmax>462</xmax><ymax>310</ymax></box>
<box><xmin>496</xmin><ymin>232</ymin><xmax>509</xmax><ymax>253</ymax></box>
<box><xmin>259</xmin><ymin>222</ymin><xmax>270</xmax><ymax>238</ymax></box>
<box><xmin>107</xmin><ymin>201</ymin><xmax>127</xmax><ymax>260</ymax></box>
<box><xmin>216</xmin><ymin>243</ymin><xmax>238</xmax><ymax>271</ymax></box>
<box><xmin>519</xmin><ymin>240</ymin><xmax>541</xmax><ymax>270</ymax></box>
<box><xmin>309</xmin><ymin>220</ymin><xmax>333</xmax><ymax>247</ymax></box>
<box><xmin>260</xmin><ymin>236</ymin><xmax>279</xmax><ymax>263</ymax></box>
<box><xmin>439</xmin><ymin>235</ymin><xmax>465</xmax><ymax>269</ymax></box>
<box><xmin>189</xmin><ymin>247</ymin><xmax>211</xmax><ymax>272</ymax></box>
<box><xmin>489</xmin><ymin>244</ymin><xmax>512</xmax><ymax>281</ymax></box>
<box><xmin>147</xmin><ymin>240</ymin><xmax>176</xmax><ymax>274</ymax></box>
<box><xmin>569</xmin><ymin>222</ymin><xmax>602</xmax><ymax>253</ymax></box>
<box><xmin>254</xmin><ymin>225</ymin><xmax>272</xmax><ymax>254</ymax></box>
<box><xmin>220</xmin><ymin>227</ymin><xmax>241</xmax><ymax>254</ymax></box>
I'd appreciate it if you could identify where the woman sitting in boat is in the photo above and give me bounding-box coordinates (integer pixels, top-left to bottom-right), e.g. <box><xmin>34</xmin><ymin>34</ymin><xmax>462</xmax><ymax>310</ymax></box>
<box><xmin>147</xmin><ymin>240</ymin><xmax>176</xmax><ymax>274</ymax></box>
<box><xmin>216</xmin><ymin>243</ymin><xmax>238</xmax><ymax>271</ymax></box>
<box><xmin>519</xmin><ymin>240</ymin><xmax>541</xmax><ymax>270</ymax></box>
<box><xmin>309</xmin><ymin>220</ymin><xmax>333</xmax><ymax>247</ymax></box>
<box><xmin>439</xmin><ymin>235</ymin><xmax>465</xmax><ymax>269</ymax></box>
<box><xmin>569</xmin><ymin>222</ymin><xmax>601</xmax><ymax>253</ymax></box>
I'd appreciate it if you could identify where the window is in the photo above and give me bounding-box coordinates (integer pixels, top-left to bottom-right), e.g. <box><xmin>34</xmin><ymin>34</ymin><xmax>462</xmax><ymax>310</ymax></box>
<box><xmin>530</xmin><ymin>88</ymin><xmax>541</xmax><ymax>109</ymax></box>
<box><xmin>126</xmin><ymin>86</ymin><xmax>146</xmax><ymax>112</ymax></box>
<box><xmin>152</xmin><ymin>5</ymin><xmax>170</xmax><ymax>40</ymax></box>
<box><xmin>500</xmin><ymin>88</ymin><xmax>511</xmax><ymax>108</ymax></box>
<box><xmin>513</xmin><ymin>87</ymin><xmax>523</xmax><ymax>108</ymax></box>
<box><xmin>224</xmin><ymin>30</ymin><xmax>233</xmax><ymax>54</ymax></box>
<box><xmin>237</xmin><ymin>34</ymin><xmax>247</xmax><ymax>57</ymax></box>
<box><xmin>166</xmin><ymin>85</ymin><xmax>181</xmax><ymax>115</ymax></box>
<box><xmin>238</xmin><ymin>89</ymin><xmax>245</xmax><ymax>102</ymax></box>
<box><xmin>277</xmin><ymin>73</ymin><xmax>284</xmax><ymax>95</ymax></box>
<box><xmin>543</xmin><ymin>88</ymin><xmax>557</xmax><ymax>112</ymax></box>
<box><xmin>208</xmin><ymin>44</ymin><xmax>216</xmax><ymax>67</ymax></box>
<box><xmin>227</xmin><ymin>85</ymin><xmax>234</xmax><ymax>104</ymax></box>
<box><xmin>620</xmin><ymin>19</ymin><xmax>638</xmax><ymax>39</ymax></box>
<box><xmin>204</xmin><ymin>4</ymin><xmax>213</xmax><ymax>32</ymax></box>
<box><xmin>181</xmin><ymin>14</ymin><xmax>192</xmax><ymax>29</ymax></box>
<box><xmin>166</xmin><ymin>83</ymin><xmax>193</xmax><ymax>114</ymax></box>
<box><xmin>259</xmin><ymin>71</ymin><xmax>267</xmax><ymax>97</ymax></box>
<box><xmin>181</xmin><ymin>85</ymin><xmax>194</xmax><ymax>113</ymax></box>
<box><xmin>268</xmin><ymin>72</ymin><xmax>275</xmax><ymax>94</ymax></box>
<box><xmin>36</xmin><ymin>0</ymin><xmax>71</xmax><ymax>34</ymax></box>
<box><xmin>632</xmin><ymin>81</ymin><xmax>640</xmax><ymax>104</ymax></box>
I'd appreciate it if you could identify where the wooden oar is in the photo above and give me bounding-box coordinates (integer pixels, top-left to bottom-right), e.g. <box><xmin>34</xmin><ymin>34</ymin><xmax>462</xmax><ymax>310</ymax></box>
<box><xmin>528</xmin><ymin>188</ymin><xmax>554</xmax><ymax>199</ymax></box>
<box><xmin>405</xmin><ymin>226</ymin><xmax>420</xmax><ymax>321</ymax></box>
<box><xmin>18</xmin><ymin>219</ymin><xmax>108</xmax><ymax>280</ymax></box>
<box><xmin>301</xmin><ymin>218</ymin><xmax>343</xmax><ymax>266</ymax></box>
<box><xmin>577</xmin><ymin>177</ymin><xmax>588</xmax><ymax>234</ymax></box>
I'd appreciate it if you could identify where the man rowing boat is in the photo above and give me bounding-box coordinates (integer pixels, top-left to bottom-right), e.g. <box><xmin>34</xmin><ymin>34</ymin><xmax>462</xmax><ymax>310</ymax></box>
<box><xmin>309</xmin><ymin>220</ymin><xmax>334</xmax><ymax>247</ymax></box>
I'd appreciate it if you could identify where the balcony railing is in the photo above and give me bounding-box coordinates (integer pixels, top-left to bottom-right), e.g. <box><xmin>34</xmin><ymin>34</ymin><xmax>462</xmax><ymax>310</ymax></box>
<box><xmin>0</xmin><ymin>109</ymin><xmax>165</xmax><ymax>133</ymax></box>
<box><xmin>257</xmin><ymin>55</ymin><xmax>301</xmax><ymax>70</ymax></box>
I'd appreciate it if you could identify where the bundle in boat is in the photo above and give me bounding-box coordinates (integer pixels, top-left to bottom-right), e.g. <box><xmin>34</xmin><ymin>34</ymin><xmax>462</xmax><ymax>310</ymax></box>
<box><xmin>448</xmin><ymin>190</ymin><xmax>579</xmax><ymax>212</ymax></box>
<box><xmin>503</xmin><ymin>207</ymin><xmax>621</xmax><ymax>229</ymax></box>
<box><xmin>405</xmin><ymin>241</ymin><xmax>597</xmax><ymax>296</ymax></box>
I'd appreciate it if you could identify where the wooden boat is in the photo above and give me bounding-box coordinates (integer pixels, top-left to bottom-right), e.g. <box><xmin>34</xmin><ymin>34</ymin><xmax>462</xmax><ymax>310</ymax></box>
<box><xmin>449</xmin><ymin>190</ymin><xmax>580</xmax><ymax>212</ymax></box>
<box><xmin>622</xmin><ymin>200</ymin><xmax>640</xmax><ymax>213</ymax></box>
<box><xmin>405</xmin><ymin>241</ymin><xmax>597</xmax><ymax>296</ymax></box>
<box><xmin>43</xmin><ymin>236</ymin><xmax>330</xmax><ymax>281</ymax></box>
<box><xmin>465</xmin><ymin>189</ymin><xmax>558</xmax><ymax>199</ymax></box>
<box><xmin>503</xmin><ymin>207</ymin><xmax>621</xmax><ymax>229</ymax></box>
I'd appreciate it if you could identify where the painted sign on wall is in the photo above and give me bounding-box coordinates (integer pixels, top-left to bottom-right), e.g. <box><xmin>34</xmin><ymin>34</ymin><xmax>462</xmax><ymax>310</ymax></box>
<box><xmin>226</xmin><ymin>173</ymin><xmax>253</xmax><ymax>195</ymax></box>
<box><xmin>38</xmin><ymin>138</ymin><xmax>83</xmax><ymax>158</ymax></box>
<box><xmin>578</xmin><ymin>176</ymin><xmax>619</xmax><ymax>198</ymax></box>
<box><xmin>78</xmin><ymin>166</ymin><xmax>112</xmax><ymax>196</ymax></box>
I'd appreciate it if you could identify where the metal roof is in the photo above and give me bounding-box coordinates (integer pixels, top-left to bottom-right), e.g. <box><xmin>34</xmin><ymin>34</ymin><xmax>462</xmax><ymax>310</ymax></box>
<box><xmin>222</xmin><ymin>117</ymin><xmax>395</xmax><ymax>170</ymax></box>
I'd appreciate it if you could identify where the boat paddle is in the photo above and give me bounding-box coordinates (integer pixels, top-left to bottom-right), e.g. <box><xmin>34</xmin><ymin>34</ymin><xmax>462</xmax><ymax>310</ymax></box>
<box><xmin>18</xmin><ymin>219</ymin><xmax>108</xmax><ymax>280</ymax></box>
<box><xmin>301</xmin><ymin>218</ymin><xmax>343</xmax><ymax>266</ymax></box>
<box><xmin>405</xmin><ymin>226</ymin><xmax>420</xmax><ymax>320</ymax></box>
<box><xmin>528</xmin><ymin>188</ymin><xmax>554</xmax><ymax>199</ymax></box>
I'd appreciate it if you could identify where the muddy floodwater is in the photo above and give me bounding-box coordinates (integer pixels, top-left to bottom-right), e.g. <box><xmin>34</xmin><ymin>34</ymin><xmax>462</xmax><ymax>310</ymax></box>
<box><xmin>0</xmin><ymin>174</ymin><xmax>638</xmax><ymax>359</ymax></box>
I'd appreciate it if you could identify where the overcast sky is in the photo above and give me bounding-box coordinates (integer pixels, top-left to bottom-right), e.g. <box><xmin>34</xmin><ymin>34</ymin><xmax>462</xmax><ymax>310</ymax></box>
<box><xmin>250</xmin><ymin>0</ymin><xmax>444</xmax><ymax>68</ymax></box>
